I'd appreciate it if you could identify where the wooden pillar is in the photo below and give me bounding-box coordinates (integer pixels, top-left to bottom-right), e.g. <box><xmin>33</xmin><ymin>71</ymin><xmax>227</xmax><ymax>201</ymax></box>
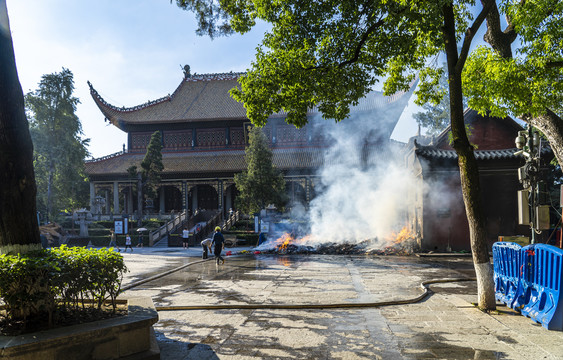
<box><xmin>104</xmin><ymin>189</ymin><xmax>110</xmax><ymax>214</ymax></box>
<box><xmin>218</xmin><ymin>180</ymin><xmax>224</xmax><ymax>212</ymax></box>
<box><xmin>159</xmin><ymin>186</ymin><xmax>165</xmax><ymax>214</ymax></box>
<box><xmin>113</xmin><ymin>181</ymin><xmax>120</xmax><ymax>215</ymax></box>
<box><xmin>182</xmin><ymin>181</ymin><xmax>187</xmax><ymax>212</ymax></box>
<box><xmin>89</xmin><ymin>182</ymin><xmax>95</xmax><ymax>212</ymax></box>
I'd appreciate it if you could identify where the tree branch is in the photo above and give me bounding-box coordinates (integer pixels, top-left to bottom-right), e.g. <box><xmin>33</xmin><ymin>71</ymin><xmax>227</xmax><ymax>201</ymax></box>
<box><xmin>457</xmin><ymin>0</ymin><xmax>495</xmax><ymax>74</ymax></box>
<box><xmin>480</xmin><ymin>0</ymin><xmax>517</xmax><ymax>58</ymax></box>
<box><xmin>546</xmin><ymin>61</ymin><xmax>563</xmax><ymax>69</ymax></box>
<box><xmin>338</xmin><ymin>17</ymin><xmax>385</xmax><ymax>68</ymax></box>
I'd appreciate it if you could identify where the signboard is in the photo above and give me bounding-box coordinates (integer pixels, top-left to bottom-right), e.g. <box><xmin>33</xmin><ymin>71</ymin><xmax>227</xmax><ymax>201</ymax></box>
<box><xmin>254</xmin><ymin>214</ymin><xmax>259</xmax><ymax>233</ymax></box>
<box><xmin>123</xmin><ymin>217</ymin><xmax>129</xmax><ymax>235</ymax></box>
<box><xmin>261</xmin><ymin>222</ymin><xmax>270</xmax><ymax>233</ymax></box>
<box><xmin>114</xmin><ymin>220</ymin><xmax>123</xmax><ymax>234</ymax></box>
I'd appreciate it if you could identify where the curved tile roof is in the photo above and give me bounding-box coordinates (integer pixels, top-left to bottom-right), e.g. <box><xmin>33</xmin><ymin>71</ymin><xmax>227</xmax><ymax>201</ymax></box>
<box><xmin>88</xmin><ymin>73</ymin><xmax>247</xmax><ymax>128</ymax></box>
<box><xmin>84</xmin><ymin>147</ymin><xmax>328</xmax><ymax>177</ymax></box>
<box><xmin>88</xmin><ymin>73</ymin><xmax>415</xmax><ymax>130</ymax></box>
<box><xmin>415</xmin><ymin>146</ymin><xmax>551</xmax><ymax>161</ymax></box>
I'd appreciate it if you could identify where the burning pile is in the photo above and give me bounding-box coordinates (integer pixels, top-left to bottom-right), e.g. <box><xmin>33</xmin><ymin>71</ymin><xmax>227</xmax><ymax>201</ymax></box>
<box><xmin>258</xmin><ymin>226</ymin><xmax>418</xmax><ymax>256</ymax></box>
<box><xmin>365</xmin><ymin>227</ymin><xmax>418</xmax><ymax>256</ymax></box>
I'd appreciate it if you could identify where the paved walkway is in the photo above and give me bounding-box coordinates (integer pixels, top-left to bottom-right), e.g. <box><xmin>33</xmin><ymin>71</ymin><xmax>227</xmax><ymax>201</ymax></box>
<box><xmin>117</xmin><ymin>246</ymin><xmax>563</xmax><ymax>359</ymax></box>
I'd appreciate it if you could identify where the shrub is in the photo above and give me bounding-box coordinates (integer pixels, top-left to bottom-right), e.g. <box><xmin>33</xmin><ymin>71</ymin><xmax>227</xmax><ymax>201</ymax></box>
<box><xmin>93</xmin><ymin>221</ymin><xmax>115</xmax><ymax>229</ymax></box>
<box><xmin>0</xmin><ymin>246</ymin><xmax>127</xmax><ymax>331</ymax></box>
<box><xmin>0</xmin><ymin>250</ymin><xmax>58</xmax><ymax>324</ymax></box>
<box><xmin>229</xmin><ymin>220</ymin><xmax>253</xmax><ymax>231</ymax></box>
<box><xmin>88</xmin><ymin>229</ymin><xmax>111</xmax><ymax>237</ymax></box>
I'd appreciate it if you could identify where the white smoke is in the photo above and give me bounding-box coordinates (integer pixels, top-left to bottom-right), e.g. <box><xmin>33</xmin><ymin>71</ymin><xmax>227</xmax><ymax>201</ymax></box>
<box><xmin>305</xmin><ymin>116</ymin><xmax>417</xmax><ymax>246</ymax></box>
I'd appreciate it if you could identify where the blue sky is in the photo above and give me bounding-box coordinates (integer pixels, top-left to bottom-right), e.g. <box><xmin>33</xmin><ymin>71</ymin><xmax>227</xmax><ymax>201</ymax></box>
<box><xmin>7</xmin><ymin>1</ymin><xmax>420</xmax><ymax>158</ymax></box>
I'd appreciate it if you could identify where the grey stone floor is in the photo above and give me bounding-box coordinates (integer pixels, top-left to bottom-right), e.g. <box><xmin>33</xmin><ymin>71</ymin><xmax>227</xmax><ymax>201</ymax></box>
<box><xmin>118</xmin><ymin>247</ymin><xmax>563</xmax><ymax>359</ymax></box>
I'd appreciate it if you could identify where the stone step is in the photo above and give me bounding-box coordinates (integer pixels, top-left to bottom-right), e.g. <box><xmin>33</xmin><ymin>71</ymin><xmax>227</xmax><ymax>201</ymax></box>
<box><xmin>152</xmin><ymin>236</ymin><xmax>168</xmax><ymax>248</ymax></box>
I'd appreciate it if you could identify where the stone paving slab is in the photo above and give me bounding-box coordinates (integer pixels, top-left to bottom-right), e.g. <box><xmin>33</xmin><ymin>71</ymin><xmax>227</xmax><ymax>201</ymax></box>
<box><xmin>119</xmin><ymin>248</ymin><xmax>563</xmax><ymax>359</ymax></box>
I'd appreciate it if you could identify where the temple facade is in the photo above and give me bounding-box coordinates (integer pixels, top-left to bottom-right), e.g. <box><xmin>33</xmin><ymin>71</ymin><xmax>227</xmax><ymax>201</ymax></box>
<box><xmin>85</xmin><ymin>72</ymin><xmax>413</xmax><ymax>218</ymax></box>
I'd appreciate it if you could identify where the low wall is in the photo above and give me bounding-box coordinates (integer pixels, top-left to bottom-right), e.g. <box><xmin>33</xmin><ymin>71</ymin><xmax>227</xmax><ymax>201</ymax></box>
<box><xmin>0</xmin><ymin>297</ymin><xmax>159</xmax><ymax>360</ymax></box>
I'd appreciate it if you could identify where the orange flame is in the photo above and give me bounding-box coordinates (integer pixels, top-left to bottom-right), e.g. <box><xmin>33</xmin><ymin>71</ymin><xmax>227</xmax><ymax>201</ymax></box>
<box><xmin>388</xmin><ymin>226</ymin><xmax>415</xmax><ymax>245</ymax></box>
<box><xmin>272</xmin><ymin>233</ymin><xmax>315</xmax><ymax>252</ymax></box>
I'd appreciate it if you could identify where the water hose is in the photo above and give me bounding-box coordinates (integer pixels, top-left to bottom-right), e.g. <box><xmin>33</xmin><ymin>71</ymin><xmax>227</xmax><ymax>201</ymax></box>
<box><xmin>121</xmin><ymin>258</ymin><xmax>212</xmax><ymax>291</ymax></box>
<box><xmin>154</xmin><ymin>277</ymin><xmax>476</xmax><ymax>311</ymax></box>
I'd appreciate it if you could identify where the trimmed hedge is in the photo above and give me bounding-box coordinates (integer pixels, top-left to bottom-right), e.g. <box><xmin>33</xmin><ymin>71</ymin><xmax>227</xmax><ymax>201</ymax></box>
<box><xmin>229</xmin><ymin>220</ymin><xmax>254</xmax><ymax>231</ymax></box>
<box><xmin>236</xmin><ymin>234</ymin><xmax>259</xmax><ymax>246</ymax></box>
<box><xmin>88</xmin><ymin>229</ymin><xmax>111</xmax><ymax>237</ymax></box>
<box><xmin>0</xmin><ymin>246</ymin><xmax>127</xmax><ymax>331</ymax></box>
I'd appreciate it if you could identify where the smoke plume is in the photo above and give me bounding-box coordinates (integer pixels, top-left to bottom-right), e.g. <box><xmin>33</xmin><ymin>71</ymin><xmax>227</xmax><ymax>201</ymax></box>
<box><xmin>304</xmin><ymin>115</ymin><xmax>417</xmax><ymax>247</ymax></box>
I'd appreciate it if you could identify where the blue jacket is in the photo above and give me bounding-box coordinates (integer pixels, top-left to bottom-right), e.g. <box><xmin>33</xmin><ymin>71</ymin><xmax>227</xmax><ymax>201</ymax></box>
<box><xmin>212</xmin><ymin>231</ymin><xmax>225</xmax><ymax>248</ymax></box>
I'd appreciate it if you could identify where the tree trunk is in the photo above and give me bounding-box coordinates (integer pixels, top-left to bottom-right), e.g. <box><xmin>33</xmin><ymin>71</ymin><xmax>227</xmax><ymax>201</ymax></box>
<box><xmin>0</xmin><ymin>2</ymin><xmax>41</xmax><ymax>253</ymax></box>
<box><xmin>46</xmin><ymin>157</ymin><xmax>55</xmax><ymax>222</ymax></box>
<box><xmin>525</xmin><ymin>109</ymin><xmax>563</xmax><ymax>166</ymax></box>
<box><xmin>442</xmin><ymin>3</ymin><xmax>496</xmax><ymax>310</ymax></box>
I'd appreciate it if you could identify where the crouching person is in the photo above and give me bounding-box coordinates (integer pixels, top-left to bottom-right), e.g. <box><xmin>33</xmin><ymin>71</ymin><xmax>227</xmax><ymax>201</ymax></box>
<box><xmin>201</xmin><ymin>238</ymin><xmax>212</xmax><ymax>259</ymax></box>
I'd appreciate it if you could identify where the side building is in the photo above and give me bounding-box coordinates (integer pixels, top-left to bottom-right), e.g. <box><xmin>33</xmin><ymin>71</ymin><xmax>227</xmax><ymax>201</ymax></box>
<box><xmin>85</xmin><ymin>72</ymin><xmax>414</xmax><ymax>219</ymax></box>
<box><xmin>404</xmin><ymin>109</ymin><xmax>550</xmax><ymax>251</ymax></box>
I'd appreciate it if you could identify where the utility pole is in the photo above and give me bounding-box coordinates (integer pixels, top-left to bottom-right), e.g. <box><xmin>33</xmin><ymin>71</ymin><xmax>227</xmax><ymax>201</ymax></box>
<box><xmin>515</xmin><ymin>127</ymin><xmax>549</xmax><ymax>243</ymax></box>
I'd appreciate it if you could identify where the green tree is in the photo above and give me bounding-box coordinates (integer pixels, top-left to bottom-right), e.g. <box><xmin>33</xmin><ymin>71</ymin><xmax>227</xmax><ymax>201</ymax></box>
<box><xmin>414</xmin><ymin>63</ymin><xmax>468</xmax><ymax>136</ymax></box>
<box><xmin>176</xmin><ymin>0</ymin><xmax>497</xmax><ymax>309</ymax></box>
<box><xmin>128</xmin><ymin>131</ymin><xmax>164</xmax><ymax>224</ymax></box>
<box><xmin>141</xmin><ymin>131</ymin><xmax>164</xmax><ymax>200</ymax></box>
<box><xmin>234</xmin><ymin>126</ymin><xmax>286</xmax><ymax>214</ymax></box>
<box><xmin>0</xmin><ymin>1</ymin><xmax>41</xmax><ymax>253</ymax></box>
<box><xmin>463</xmin><ymin>1</ymin><xmax>563</xmax><ymax>164</ymax></box>
<box><xmin>26</xmin><ymin>68</ymin><xmax>90</xmax><ymax>221</ymax></box>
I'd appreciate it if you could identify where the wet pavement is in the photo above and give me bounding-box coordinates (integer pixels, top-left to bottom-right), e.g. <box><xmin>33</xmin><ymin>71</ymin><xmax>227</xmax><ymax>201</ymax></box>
<box><xmin>118</xmin><ymin>247</ymin><xmax>563</xmax><ymax>359</ymax></box>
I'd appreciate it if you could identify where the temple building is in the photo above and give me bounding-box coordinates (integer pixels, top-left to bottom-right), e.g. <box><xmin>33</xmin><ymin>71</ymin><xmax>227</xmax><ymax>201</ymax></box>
<box><xmin>85</xmin><ymin>72</ymin><xmax>414</xmax><ymax>218</ymax></box>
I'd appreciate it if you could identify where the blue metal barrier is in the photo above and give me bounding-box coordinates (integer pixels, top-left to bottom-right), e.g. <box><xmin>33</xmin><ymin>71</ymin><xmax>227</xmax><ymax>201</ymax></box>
<box><xmin>514</xmin><ymin>244</ymin><xmax>538</xmax><ymax>312</ymax></box>
<box><xmin>518</xmin><ymin>244</ymin><xmax>563</xmax><ymax>330</ymax></box>
<box><xmin>492</xmin><ymin>242</ymin><xmax>522</xmax><ymax>308</ymax></box>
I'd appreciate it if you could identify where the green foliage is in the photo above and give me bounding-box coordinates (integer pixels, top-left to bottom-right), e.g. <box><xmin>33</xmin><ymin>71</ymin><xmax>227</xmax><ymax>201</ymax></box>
<box><xmin>0</xmin><ymin>246</ymin><xmax>126</xmax><ymax>330</ymax></box>
<box><xmin>50</xmin><ymin>246</ymin><xmax>126</xmax><ymax>311</ymax></box>
<box><xmin>463</xmin><ymin>1</ymin><xmax>563</xmax><ymax>119</ymax></box>
<box><xmin>127</xmin><ymin>131</ymin><xmax>164</xmax><ymax>204</ymax></box>
<box><xmin>141</xmin><ymin>131</ymin><xmax>164</xmax><ymax>200</ymax></box>
<box><xmin>91</xmin><ymin>221</ymin><xmax>116</xmax><ymax>229</ymax></box>
<box><xmin>25</xmin><ymin>68</ymin><xmax>90</xmax><ymax>221</ymax></box>
<box><xmin>176</xmin><ymin>1</ymin><xmax>477</xmax><ymax>129</ymax></box>
<box><xmin>234</xmin><ymin>127</ymin><xmax>286</xmax><ymax>214</ymax></box>
<box><xmin>87</xmin><ymin>228</ymin><xmax>111</xmax><ymax>237</ymax></box>
<box><xmin>175</xmin><ymin>0</ymin><xmax>236</xmax><ymax>38</ymax></box>
<box><xmin>414</xmin><ymin>63</ymin><xmax>468</xmax><ymax>136</ymax></box>
<box><xmin>0</xmin><ymin>250</ymin><xmax>58</xmax><ymax>322</ymax></box>
<box><xmin>228</xmin><ymin>219</ymin><xmax>253</xmax><ymax>231</ymax></box>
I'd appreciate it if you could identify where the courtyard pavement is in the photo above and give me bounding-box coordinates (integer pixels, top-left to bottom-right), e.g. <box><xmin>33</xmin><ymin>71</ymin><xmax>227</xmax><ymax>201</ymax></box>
<box><xmin>115</xmin><ymin>245</ymin><xmax>563</xmax><ymax>359</ymax></box>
